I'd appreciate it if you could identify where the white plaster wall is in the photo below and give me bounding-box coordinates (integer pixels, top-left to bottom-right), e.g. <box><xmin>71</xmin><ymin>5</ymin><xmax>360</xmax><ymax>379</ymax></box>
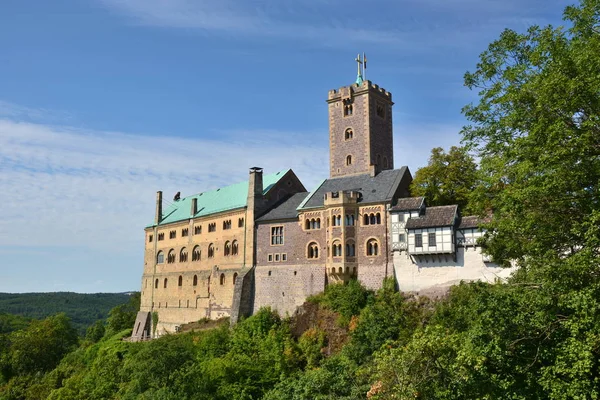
<box><xmin>393</xmin><ymin>246</ymin><xmax>515</xmax><ymax>295</ymax></box>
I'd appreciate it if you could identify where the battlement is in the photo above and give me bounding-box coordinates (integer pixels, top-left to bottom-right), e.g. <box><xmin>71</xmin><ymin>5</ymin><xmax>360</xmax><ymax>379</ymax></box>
<box><xmin>327</xmin><ymin>80</ymin><xmax>392</xmax><ymax>101</ymax></box>
<box><xmin>323</xmin><ymin>190</ymin><xmax>361</xmax><ymax>206</ymax></box>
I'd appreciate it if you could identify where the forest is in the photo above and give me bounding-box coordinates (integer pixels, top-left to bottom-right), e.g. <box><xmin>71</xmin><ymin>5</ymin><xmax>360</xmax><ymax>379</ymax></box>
<box><xmin>1</xmin><ymin>0</ymin><xmax>599</xmax><ymax>398</ymax></box>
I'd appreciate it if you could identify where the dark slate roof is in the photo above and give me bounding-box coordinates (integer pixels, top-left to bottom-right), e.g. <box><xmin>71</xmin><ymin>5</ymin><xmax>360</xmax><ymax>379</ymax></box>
<box><xmin>257</xmin><ymin>192</ymin><xmax>309</xmax><ymax>222</ymax></box>
<box><xmin>405</xmin><ymin>205</ymin><xmax>458</xmax><ymax>229</ymax></box>
<box><xmin>298</xmin><ymin>167</ymin><xmax>408</xmax><ymax>210</ymax></box>
<box><xmin>458</xmin><ymin>215</ymin><xmax>490</xmax><ymax>229</ymax></box>
<box><xmin>391</xmin><ymin>196</ymin><xmax>424</xmax><ymax>211</ymax></box>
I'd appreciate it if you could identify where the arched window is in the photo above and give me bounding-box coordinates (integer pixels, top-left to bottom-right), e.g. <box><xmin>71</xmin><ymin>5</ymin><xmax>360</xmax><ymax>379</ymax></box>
<box><xmin>180</xmin><ymin>247</ymin><xmax>188</xmax><ymax>262</ymax></box>
<box><xmin>370</xmin><ymin>213</ymin><xmax>376</xmax><ymax>225</ymax></box>
<box><xmin>305</xmin><ymin>219</ymin><xmax>311</xmax><ymax>229</ymax></box>
<box><xmin>224</xmin><ymin>241</ymin><xmax>231</xmax><ymax>256</ymax></box>
<box><xmin>307</xmin><ymin>242</ymin><xmax>319</xmax><ymax>259</ymax></box>
<box><xmin>156</xmin><ymin>251</ymin><xmax>164</xmax><ymax>264</ymax></box>
<box><xmin>346</xmin><ymin>242</ymin><xmax>356</xmax><ymax>257</ymax></box>
<box><xmin>336</xmin><ymin>215</ymin><xmax>342</xmax><ymax>226</ymax></box>
<box><xmin>332</xmin><ymin>241</ymin><xmax>342</xmax><ymax>257</ymax></box>
<box><xmin>346</xmin><ymin>155</ymin><xmax>352</xmax><ymax>166</ymax></box>
<box><xmin>376</xmin><ymin>154</ymin><xmax>381</xmax><ymax>167</ymax></box>
<box><xmin>154</xmin><ymin>279</ymin><xmax>158</xmax><ymax>289</ymax></box>
<box><xmin>178</xmin><ymin>275</ymin><xmax>183</xmax><ymax>287</ymax></box>
<box><xmin>338</xmin><ymin>267</ymin><xmax>343</xmax><ymax>274</ymax></box>
<box><xmin>208</xmin><ymin>243</ymin><xmax>214</xmax><ymax>258</ymax></box>
<box><xmin>167</xmin><ymin>249</ymin><xmax>176</xmax><ymax>264</ymax></box>
<box><xmin>163</xmin><ymin>278</ymin><xmax>168</xmax><ymax>288</ymax></box>
<box><xmin>316</xmin><ymin>218</ymin><xmax>321</xmax><ymax>229</ymax></box>
<box><xmin>220</xmin><ymin>273</ymin><xmax>225</xmax><ymax>285</ymax></box>
<box><xmin>193</xmin><ymin>275</ymin><xmax>198</xmax><ymax>286</ymax></box>
<box><xmin>238</xmin><ymin>218</ymin><xmax>245</xmax><ymax>227</ymax></box>
<box><xmin>376</xmin><ymin>213</ymin><xmax>381</xmax><ymax>224</ymax></box>
<box><xmin>232</xmin><ymin>240</ymin><xmax>239</xmax><ymax>256</ymax></box>
<box><xmin>192</xmin><ymin>245</ymin><xmax>201</xmax><ymax>261</ymax></box>
<box><xmin>363</xmin><ymin>214</ymin><xmax>369</xmax><ymax>225</ymax></box>
<box><xmin>345</xmin><ymin>128</ymin><xmax>353</xmax><ymax>140</ymax></box>
<box><xmin>367</xmin><ymin>239</ymin><xmax>379</xmax><ymax>256</ymax></box>
<box><xmin>233</xmin><ymin>273</ymin><xmax>238</xmax><ymax>285</ymax></box>
<box><xmin>311</xmin><ymin>218</ymin><xmax>316</xmax><ymax>229</ymax></box>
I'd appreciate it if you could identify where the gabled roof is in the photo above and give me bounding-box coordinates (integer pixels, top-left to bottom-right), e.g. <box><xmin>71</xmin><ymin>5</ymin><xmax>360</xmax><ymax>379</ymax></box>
<box><xmin>150</xmin><ymin>169</ymin><xmax>291</xmax><ymax>227</ymax></box>
<box><xmin>298</xmin><ymin>167</ymin><xmax>408</xmax><ymax>210</ymax></box>
<box><xmin>391</xmin><ymin>196</ymin><xmax>424</xmax><ymax>211</ymax></box>
<box><xmin>257</xmin><ymin>192</ymin><xmax>310</xmax><ymax>222</ymax></box>
<box><xmin>405</xmin><ymin>205</ymin><xmax>458</xmax><ymax>229</ymax></box>
<box><xmin>458</xmin><ymin>215</ymin><xmax>490</xmax><ymax>230</ymax></box>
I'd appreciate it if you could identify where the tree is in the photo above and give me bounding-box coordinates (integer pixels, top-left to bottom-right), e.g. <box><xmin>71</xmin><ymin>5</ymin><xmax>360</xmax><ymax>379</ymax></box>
<box><xmin>105</xmin><ymin>292</ymin><xmax>140</xmax><ymax>336</ymax></box>
<box><xmin>410</xmin><ymin>146</ymin><xmax>479</xmax><ymax>213</ymax></box>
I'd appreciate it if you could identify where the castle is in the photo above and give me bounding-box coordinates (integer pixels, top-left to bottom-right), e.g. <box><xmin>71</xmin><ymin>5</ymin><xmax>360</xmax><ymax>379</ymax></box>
<box><xmin>132</xmin><ymin>61</ymin><xmax>512</xmax><ymax>338</ymax></box>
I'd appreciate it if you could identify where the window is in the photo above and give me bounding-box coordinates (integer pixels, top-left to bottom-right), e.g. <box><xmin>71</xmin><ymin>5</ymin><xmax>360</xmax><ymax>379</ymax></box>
<box><xmin>344</xmin><ymin>103</ymin><xmax>353</xmax><ymax>116</ymax></box>
<box><xmin>282</xmin><ymin>253</ymin><xmax>287</xmax><ymax>262</ymax></box>
<box><xmin>148</xmin><ymin>234</ymin><xmax>153</xmax><ymax>243</ymax></box>
<box><xmin>220</xmin><ymin>273</ymin><xmax>225</xmax><ymax>285</ymax></box>
<box><xmin>224</xmin><ymin>241</ymin><xmax>231</xmax><ymax>256</ymax></box>
<box><xmin>376</xmin><ymin>102</ymin><xmax>386</xmax><ymax>118</ymax></box>
<box><xmin>238</xmin><ymin>218</ymin><xmax>244</xmax><ymax>228</ymax></box>
<box><xmin>383</xmin><ymin>157</ymin><xmax>388</xmax><ymax>168</ymax></box>
<box><xmin>346</xmin><ymin>155</ymin><xmax>352</xmax><ymax>166</ymax></box>
<box><xmin>376</xmin><ymin>154</ymin><xmax>382</xmax><ymax>167</ymax></box>
<box><xmin>208</xmin><ymin>244</ymin><xmax>215</xmax><ymax>258</ymax></box>
<box><xmin>345</xmin><ymin>128</ymin><xmax>353</xmax><ymax>140</ymax></box>
<box><xmin>367</xmin><ymin>239</ymin><xmax>379</xmax><ymax>256</ymax></box>
<box><xmin>194</xmin><ymin>225</ymin><xmax>202</xmax><ymax>235</ymax></box>
<box><xmin>169</xmin><ymin>230</ymin><xmax>176</xmax><ymax>239</ymax></box>
<box><xmin>333</xmin><ymin>242</ymin><xmax>342</xmax><ymax>257</ymax></box>
<box><xmin>193</xmin><ymin>275</ymin><xmax>198</xmax><ymax>286</ymax></box>
<box><xmin>271</xmin><ymin>226</ymin><xmax>284</xmax><ymax>245</ymax></box>
<box><xmin>429</xmin><ymin>232</ymin><xmax>437</xmax><ymax>247</ymax></box>
<box><xmin>268</xmin><ymin>254</ymin><xmax>273</xmax><ymax>262</ymax></box>
<box><xmin>178</xmin><ymin>275</ymin><xmax>183</xmax><ymax>287</ymax></box>
<box><xmin>156</xmin><ymin>251</ymin><xmax>164</xmax><ymax>264</ymax></box>
<box><xmin>158</xmin><ymin>233</ymin><xmax>164</xmax><ymax>241</ymax></box>
<box><xmin>223</xmin><ymin>220</ymin><xmax>232</xmax><ymax>230</ymax></box>
<box><xmin>233</xmin><ymin>273</ymin><xmax>238</xmax><ymax>286</ymax></box>
<box><xmin>306</xmin><ymin>218</ymin><xmax>321</xmax><ymax>230</ymax></box>
<box><xmin>163</xmin><ymin>278</ymin><xmax>168</xmax><ymax>288</ymax></box>
<box><xmin>275</xmin><ymin>253</ymin><xmax>280</xmax><ymax>262</ymax></box>
<box><xmin>307</xmin><ymin>242</ymin><xmax>319</xmax><ymax>259</ymax></box>
<box><xmin>346</xmin><ymin>242</ymin><xmax>356</xmax><ymax>256</ymax></box>
<box><xmin>345</xmin><ymin>214</ymin><xmax>355</xmax><ymax>226</ymax></box>
<box><xmin>154</xmin><ymin>279</ymin><xmax>159</xmax><ymax>289</ymax></box>
<box><xmin>180</xmin><ymin>247</ymin><xmax>188</xmax><ymax>262</ymax></box>
<box><xmin>415</xmin><ymin>233</ymin><xmax>423</xmax><ymax>248</ymax></box>
<box><xmin>208</xmin><ymin>223</ymin><xmax>216</xmax><ymax>232</ymax></box>
<box><xmin>167</xmin><ymin>249</ymin><xmax>176</xmax><ymax>263</ymax></box>
<box><xmin>398</xmin><ymin>234</ymin><xmax>406</xmax><ymax>243</ymax></box>
<box><xmin>232</xmin><ymin>240</ymin><xmax>239</xmax><ymax>256</ymax></box>
<box><xmin>192</xmin><ymin>245</ymin><xmax>201</xmax><ymax>261</ymax></box>
<box><xmin>182</xmin><ymin>228</ymin><xmax>189</xmax><ymax>237</ymax></box>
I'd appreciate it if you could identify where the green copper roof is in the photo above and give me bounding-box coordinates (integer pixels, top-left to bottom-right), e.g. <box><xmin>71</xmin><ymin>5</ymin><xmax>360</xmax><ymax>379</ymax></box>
<box><xmin>150</xmin><ymin>169</ymin><xmax>291</xmax><ymax>227</ymax></box>
<box><xmin>355</xmin><ymin>73</ymin><xmax>364</xmax><ymax>86</ymax></box>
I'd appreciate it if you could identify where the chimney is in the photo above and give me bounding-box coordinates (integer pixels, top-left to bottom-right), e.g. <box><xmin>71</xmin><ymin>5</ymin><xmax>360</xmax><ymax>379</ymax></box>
<box><xmin>191</xmin><ymin>197</ymin><xmax>197</xmax><ymax>217</ymax></box>
<box><xmin>155</xmin><ymin>191</ymin><xmax>163</xmax><ymax>225</ymax></box>
<box><xmin>248</xmin><ymin>167</ymin><xmax>264</xmax><ymax>198</ymax></box>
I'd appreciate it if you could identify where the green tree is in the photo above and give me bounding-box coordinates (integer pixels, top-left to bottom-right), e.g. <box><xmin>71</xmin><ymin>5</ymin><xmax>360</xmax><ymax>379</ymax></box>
<box><xmin>105</xmin><ymin>292</ymin><xmax>140</xmax><ymax>336</ymax></box>
<box><xmin>410</xmin><ymin>146</ymin><xmax>479</xmax><ymax>212</ymax></box>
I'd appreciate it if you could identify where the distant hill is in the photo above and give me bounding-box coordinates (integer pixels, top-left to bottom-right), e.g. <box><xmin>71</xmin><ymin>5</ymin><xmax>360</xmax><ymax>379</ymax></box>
<box><xmin>0</xmin><ymin>292</ymin><xmax>135</xmax><ymax>335</ymax></box>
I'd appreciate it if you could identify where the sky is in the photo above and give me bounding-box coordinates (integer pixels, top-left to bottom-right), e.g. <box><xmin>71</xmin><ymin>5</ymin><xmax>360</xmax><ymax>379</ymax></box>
<box><xmin>0</xmin><ymin>0</ymin><xmax>570</xmax><ymax>293</ymax></box>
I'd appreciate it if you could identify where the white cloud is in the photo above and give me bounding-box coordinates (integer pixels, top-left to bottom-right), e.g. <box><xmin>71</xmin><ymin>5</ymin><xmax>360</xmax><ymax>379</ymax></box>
<box><xmin>0</xmin><ymin>118</ymin><xmax>328</xmax><ymax>252</ymax></box>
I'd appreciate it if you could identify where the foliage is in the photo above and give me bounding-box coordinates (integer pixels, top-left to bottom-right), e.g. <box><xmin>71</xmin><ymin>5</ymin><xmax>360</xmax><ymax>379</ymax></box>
<box><xmin>410</xmin><ymin>146</ymin><xmax>480</xmax><ymax>213</ymax></box>
<box><xmin>0</xmin><ymin>292</ymin><xmax>133</xmax><ymax>335</ymax></box>
<box><xmin>0</xmin><ymin>315</ymin><xmax>30</xmax><ymax>335</ymax></box>
<box><xmin>105</xmin><ymin>292</ymin><xmax>140</xmax><ymax>337</ymax></box>
<box><xmin>308</xmin><ymin>279</ymin><xmax>372</xmax><ymax>325</ymax></box>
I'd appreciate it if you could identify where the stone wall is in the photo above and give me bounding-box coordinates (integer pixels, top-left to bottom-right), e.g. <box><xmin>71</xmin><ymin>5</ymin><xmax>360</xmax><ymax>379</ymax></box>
<box><xmin>393</xmin><ymin>246</ymin><xmax>515</xmax><ymax>297</ymax></box>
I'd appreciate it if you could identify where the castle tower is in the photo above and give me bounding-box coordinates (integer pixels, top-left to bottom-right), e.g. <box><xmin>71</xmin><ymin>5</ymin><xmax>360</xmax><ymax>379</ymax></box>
<box><xmin>326</xmin><ymin>57</ymin><xmax>394</xmax><ymax>178</ymax></box>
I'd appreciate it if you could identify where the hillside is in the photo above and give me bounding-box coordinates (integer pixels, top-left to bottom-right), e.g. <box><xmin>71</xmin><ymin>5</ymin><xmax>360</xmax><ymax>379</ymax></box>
<box><xmin>0</xmin><ymin>292</ymin><xmax>134</xmax><ymax>335</ymax></box>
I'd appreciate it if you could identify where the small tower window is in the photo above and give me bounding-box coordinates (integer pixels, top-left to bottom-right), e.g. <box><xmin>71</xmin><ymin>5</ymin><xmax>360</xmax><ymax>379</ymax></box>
<box><xmin>376</xmin><ymin>102</ymin><xmax>386</xmax><ymax>118</ymax></box>
<box><xmin>220</xmin><ymin>273</ymin><xmax>225</xmax><ymax>285</ymax></box>
<box><xmin>344</xmin><ymin>104</ymin><xmax>353</xmax><ymax>116</ymax></box>
<box><xmin>344</xmin><ymin>128</ymin><xmax>353</xmax><ymax>140</ymax></box>
<box><xmin>346</xmin><ymin>155</ymin><xmax>352</xmax><ymax>166</ymax></box>
<box><xmin>367</xmin><ymin>239</ymin><xmax>379</xmax><ymax>256</ymax></box>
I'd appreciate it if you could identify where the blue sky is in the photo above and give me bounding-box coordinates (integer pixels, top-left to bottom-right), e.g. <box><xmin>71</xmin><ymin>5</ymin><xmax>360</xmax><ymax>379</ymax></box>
<box><xmin>0</xmin><ymin>0</ymin><xmax>569</xmax><ymax>293</ymax></box>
